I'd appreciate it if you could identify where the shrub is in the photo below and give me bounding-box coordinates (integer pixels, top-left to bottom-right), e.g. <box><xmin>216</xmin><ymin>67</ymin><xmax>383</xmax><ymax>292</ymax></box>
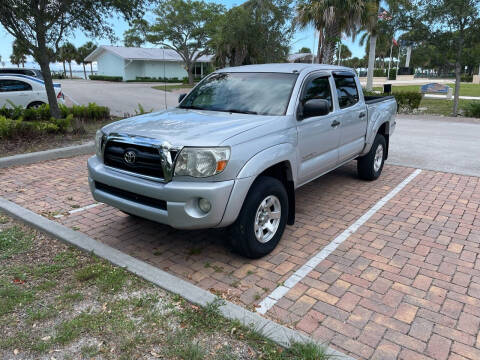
<box><xmin>465</xmin><ymin>102</ymin><xmax>480</xmax><ymax>118</ymax></box>
<box><xmin>388</xmin><ymin>69</ymin><xmax>397</xmax><ymax>80</ymax></box>
<box><xmin>461</xmin><ymin>75</ymin><xmax>473</xmax><ymax>83</ymax></box>
<box><xmin>374</xmin><ymin>69</ymin><xmax>387</xmax><ymax>77</ymax></box>
<box><xmin>392</xmin><ymin>92</ymin><xmax>422</xmax><ymax>112</ymax></box>
<box><xmin>0</xmin><ymin>115</ymin><xmax>71</xmax><ymax>139</ymax></box>
<box><xmin>89</xmin><ymin>75</ymin><xmax>123</xmax><ymax>82</ymax></box>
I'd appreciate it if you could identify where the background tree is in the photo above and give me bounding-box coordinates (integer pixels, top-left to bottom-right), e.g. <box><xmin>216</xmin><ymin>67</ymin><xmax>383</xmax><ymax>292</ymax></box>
<box><xmin>296</xmin><ymin>0</ymin><xmax>364</xmax><ymax>65</ymax></box>
<box><xmin>0</xmin><ymin>0</ymin><xmax>145</xmax><ymax>118</ymax></box>
<box><xmin>299</xmin><ymin>46</ymin><xmax>312</xmax><ymax>53</ymax></box>
<box><xmin>59</xmin><ymin>43</ymin><xmax>77</xmax><ymax>79</ymax></box>
<box><xmin>123</xmin><ymin>19</ymin><xmax>149</xmax><ymax>47</ymax></box>
<box><xmin>420</xmin><ymin>0</ymin><xmax>480</xmax><ymax>116</ymax></box>
<box><xmin>335</xmin><ymin>44</ymin><xmax>352</xmax><ymax>64</ymax></box>
<box><xmin>10</xmin><ymin>40</ymin><xmax>28</xmax><ymax>68</ymax></box>
<box><xmin>211</xmin><ymin>0</ymin><xmax>293</xmax><ymax>67</ymax></box>
<box><xmin>75</xmin><ymin>42</ymin><xmax>97</xmax><ymax>79</ymax></box>
<box><xmin>144</xmin><ymin>0</ymin><xmax>224</xmax><ymax>85</ymax></box>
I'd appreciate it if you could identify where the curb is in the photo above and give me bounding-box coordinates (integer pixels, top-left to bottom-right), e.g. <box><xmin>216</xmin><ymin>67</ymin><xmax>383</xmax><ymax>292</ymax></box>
<box><xmin>0</xmin><ymin>142</ymin><xmax>95</xmax><ymax>168</ymax></box>
<box><xmin>0</xmin><ymin>197</ymin><xmax>352</xmax><ymax>359</ymax></box>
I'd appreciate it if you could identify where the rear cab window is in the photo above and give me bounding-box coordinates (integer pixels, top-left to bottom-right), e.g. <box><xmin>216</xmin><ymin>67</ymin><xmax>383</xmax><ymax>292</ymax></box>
<box><xmin>333</xmin><ymin>75</ymin><xmax>359</xmax><ymax>109</ymax></box>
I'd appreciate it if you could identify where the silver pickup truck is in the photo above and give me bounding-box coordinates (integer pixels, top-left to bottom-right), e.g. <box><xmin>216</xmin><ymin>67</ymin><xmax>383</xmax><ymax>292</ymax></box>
<box><xmin>88</xmin><ymin>64</ymin><xmax>396</xmax><ymax>258</ymax></box>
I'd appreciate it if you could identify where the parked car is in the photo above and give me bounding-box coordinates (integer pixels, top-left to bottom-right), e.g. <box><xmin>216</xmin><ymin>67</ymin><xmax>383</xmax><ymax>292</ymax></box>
<box><xmin>88</xmin><ymin>64</ymin><xmax>397</xmax><ymax>258</ymax></box>
<box><xmin>0</xmin><ymin>74</ymin><xmax>64</xmax><ymax>109</ymax></box>
<box><xmin>0</xmin><ymin>68</ymin><xmax>44</xmax><ymax>79</ymax></box>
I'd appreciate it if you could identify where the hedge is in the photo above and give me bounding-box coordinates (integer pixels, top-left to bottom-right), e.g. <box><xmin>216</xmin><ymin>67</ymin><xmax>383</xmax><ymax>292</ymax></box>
<box><xmin>0</xmin><ymin>102</ymin><xmax>110</xmax><ymax>139</ymax></box>
<box><xmin>0</xmin><ymin>115</ymin><xmax>72</xmax><ymax>139</ymax></box>
<box><xmin>126</xmin><ymin>76</ymin><xmax>190</xmax><ymax>83</ymax></box>
<box><xmin>89</xmin><ymin>75</ymin><xmax>123</xmax><ymax>82</ymax></box>
<box><xmin>373</xmin><ymin>69</ymin><xmax>387</xmax><ymax>77</ymax></box>
<box><xmin>465</xmin><ymin>102</ymin><xmax>480</xmax><ymax>117</ymax></box>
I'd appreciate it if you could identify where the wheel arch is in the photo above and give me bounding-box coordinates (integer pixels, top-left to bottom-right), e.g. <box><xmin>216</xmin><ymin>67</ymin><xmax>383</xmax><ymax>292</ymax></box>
<box><xmin>219</xmin><ymin>144</ymin><xmax>297</xmax><ymax>227</ymax></box>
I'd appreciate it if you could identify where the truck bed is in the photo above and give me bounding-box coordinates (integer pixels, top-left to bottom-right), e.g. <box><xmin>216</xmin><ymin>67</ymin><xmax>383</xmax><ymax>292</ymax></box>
<box><xmin>364</xmin><ymin>95</ymin><xmax>395</xmax><ymax>104</ymax></box>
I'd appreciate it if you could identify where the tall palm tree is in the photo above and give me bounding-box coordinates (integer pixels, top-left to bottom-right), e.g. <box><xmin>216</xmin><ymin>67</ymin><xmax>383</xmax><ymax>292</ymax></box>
<box><xmin>296</xmin><ymin>0</ymin><xmax>364</xmax><ymax>65</ymax></box>
<box><xmin>75</xmin><ymin>42</ymin><xmax>97</xmax><ymax>79</ymax></box>
<box><xmin>58</xmin><ymin>43</ymin><xmax>77</xmax><ymax>79</ymax></box>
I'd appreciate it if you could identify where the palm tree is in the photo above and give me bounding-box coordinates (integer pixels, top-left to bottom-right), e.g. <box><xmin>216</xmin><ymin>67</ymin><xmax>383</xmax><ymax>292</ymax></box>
<box><xmin>11</xmin><ymin>40</ymin><xmax>28</xmax><ymax>68</ymax></box>
<box><xmin>296</xmin><ymin>0</ymin><xmax>364</xmax><ymax>65</ymax></box>
<box><xmin>75</xmin><ymin>42</ymin><xmax>97</xmax><ymax>79</ymax></box>
<box><xmin>58</xmin><ymin>42</ymin><xmax>77</xmax><ymax>79</ymax></box>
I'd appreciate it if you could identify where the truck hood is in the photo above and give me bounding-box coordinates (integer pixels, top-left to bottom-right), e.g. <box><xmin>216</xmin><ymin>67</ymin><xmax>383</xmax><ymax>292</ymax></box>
<box><xmin>102</xmin><ymin>108</ymin><xmax>281</xmax><ymax>146</ymax></box>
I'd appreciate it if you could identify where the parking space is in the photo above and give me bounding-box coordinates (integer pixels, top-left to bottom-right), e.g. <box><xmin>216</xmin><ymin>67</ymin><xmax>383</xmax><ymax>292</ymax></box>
<box><xmin>1</xmin><ymin>156</ymin><xmax>479</xmax><ymax>359</ymax></box>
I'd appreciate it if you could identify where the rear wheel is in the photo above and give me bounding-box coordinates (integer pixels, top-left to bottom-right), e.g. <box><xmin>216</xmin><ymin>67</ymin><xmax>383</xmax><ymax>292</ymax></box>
<box><xmin>230</xmin><ymin>176</ymin><xmax>288</xmax><ymax>259</ymax></box>
<box><xmin>27</xmin><ymin>101</ymin><xmax>46</xmax><ymax>109</ymax></box>
<box><xmin>357</xmin><ymin>133</ymin><xmax>386</xmax><ymax>181</ymax></box>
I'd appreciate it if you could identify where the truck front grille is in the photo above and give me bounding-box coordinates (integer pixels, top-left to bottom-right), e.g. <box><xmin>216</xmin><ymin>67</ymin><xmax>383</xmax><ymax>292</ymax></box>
<box><xmin>95</xmin><ymin>182</ymin><xmax>167</xmax><ymax>210</ymax></box>
<box><xmin>103</xmin><ymin>141</ymin><xmax>164</xmax><ymax>179</ymax></box>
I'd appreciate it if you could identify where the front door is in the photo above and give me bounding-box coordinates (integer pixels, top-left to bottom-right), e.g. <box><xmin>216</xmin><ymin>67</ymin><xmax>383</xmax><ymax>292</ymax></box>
<box><xmin>296</xmin><ymin>75</ymin><xmax>341</xmax><ymax>185</ymax></box>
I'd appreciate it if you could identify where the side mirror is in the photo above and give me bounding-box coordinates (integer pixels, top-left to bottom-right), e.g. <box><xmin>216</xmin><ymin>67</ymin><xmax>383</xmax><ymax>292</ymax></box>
<box><xmin>300</xmin><ymin>99</ymin><xmax>330</xmax><ymax>119</ymax></box>
<box><xmin>178</xmin><ymin>93</ymin><xmax>187</xmax><ymax>103</ymax></box>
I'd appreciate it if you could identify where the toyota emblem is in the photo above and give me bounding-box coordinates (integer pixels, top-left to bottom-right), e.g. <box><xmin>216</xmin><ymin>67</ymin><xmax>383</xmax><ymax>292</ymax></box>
<box><xmin>124</xmin><ymin>150</ymin><xmax>136</xmax><ymax>164</ymax></box>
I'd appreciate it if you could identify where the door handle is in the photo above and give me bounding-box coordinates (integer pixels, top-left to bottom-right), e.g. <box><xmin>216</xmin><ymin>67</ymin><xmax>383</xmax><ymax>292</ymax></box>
<box><xmin>331</xmin><ymin>120</ymin><xmax>341</xmax><ymax>128</ymax></box>
<box><xmin>359</xmin><ymin>112</ymin><xmax>366</xmax><ymax>118</ymax></box>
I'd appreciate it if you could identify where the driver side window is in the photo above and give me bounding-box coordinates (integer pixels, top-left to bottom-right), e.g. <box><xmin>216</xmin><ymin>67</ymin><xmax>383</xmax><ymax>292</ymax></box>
<box><xmin>302</xmin><ymin>76</ymin><xmax>333</xmax><ymax>111</ymax></box>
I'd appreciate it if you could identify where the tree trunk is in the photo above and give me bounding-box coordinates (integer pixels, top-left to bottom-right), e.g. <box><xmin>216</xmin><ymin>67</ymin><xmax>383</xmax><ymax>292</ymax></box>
<box><xmin>316</xmin><ymin>28</ymin><xmax>323</xmax><ymax>64</ymax></box>
<box><xmin>90</xmin><ymin>62</ymin><xmax>93</xmax><ymax>75</ymax></box>
<box><xmin>187</xmin><ymin>64</ymin><xmax>194</xmax><ymax>85</ymax></box>
<box><xmin>83</xmin><ymin>63</ymin><xmax>87</xmax><ymax>80</ymax></box>
<box><xmin>322</xmin><ymin>24</ymin><xmax>339</xmax><ymax>65</ymax></box>
<box><xmin>36</xmin><ymin>48</ymin><xmax>61</xmax><ymax>119</ymax></box>
<box><xmin>453</xmin><ymin>60</ymin><xmax>461</xmax><ymax>116</ymax></box>
<box><xmin>62</xmin><ymin>61</ymin><xmax>66</xmax><ymax>77</ymax></box>
<box><xmin>69</xmin><ymin>62</ymin><xmax>72</xmax><ymax>79</ymax></box>
<box><xmin>366</xmin><ymin>34</ymin><xmax>377</xmax><ymax>91</ymax></box>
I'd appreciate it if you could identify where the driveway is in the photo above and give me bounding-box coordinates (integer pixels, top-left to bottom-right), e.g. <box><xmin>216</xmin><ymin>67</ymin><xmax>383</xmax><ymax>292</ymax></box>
<box><xmin>1</xmin><ymin>156</ymin><xmax>479</xmax><ymax>359</ymax></box>
<box><xmin>388</xmin><ymin>116</ymin><xmax>480</xmax><ymax>177</ymax></box>
<box><xmin>58</xmin><ymin>79</ymin><xmax>180</xmax><ymax>116</ymax></box>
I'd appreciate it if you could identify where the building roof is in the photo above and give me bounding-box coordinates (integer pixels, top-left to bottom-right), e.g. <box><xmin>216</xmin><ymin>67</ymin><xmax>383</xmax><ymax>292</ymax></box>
<box><xmin>217</xmin><ymin>63</ymin><xmax>353</xmax><ymax>74</ymax></box>
<box><xmin>287</xmin><ymin>53</ymin><xmax>313</xmax><ymax>62</ymax></box>
<box><xmin>85</xmin><ymin>45</ymin><xmax>213</xmax><ymax>63</ymax></box>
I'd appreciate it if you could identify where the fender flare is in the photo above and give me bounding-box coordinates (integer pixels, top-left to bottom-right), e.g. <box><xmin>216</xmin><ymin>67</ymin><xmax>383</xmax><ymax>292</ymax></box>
<box><xmin>219</xmin><ymin>144</ymin><xmax>298</xmax><ymax>227</ymax></box>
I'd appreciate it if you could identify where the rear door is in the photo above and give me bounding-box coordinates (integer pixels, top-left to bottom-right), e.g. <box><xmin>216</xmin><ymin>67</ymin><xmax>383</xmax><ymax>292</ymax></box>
<box><xmin>333</xmin><ymin>73</ymin><xmax>368</xmax><ymax>163</ymax></box>
<box><xmin>0</xmin><ymin>79</ymin><xmax>33</xmax><ymax>108</ymax></box>
<box><xmin>296</xmin><ymin>74</ymin><xmax>341</xmax><ymax>185</ymax></box>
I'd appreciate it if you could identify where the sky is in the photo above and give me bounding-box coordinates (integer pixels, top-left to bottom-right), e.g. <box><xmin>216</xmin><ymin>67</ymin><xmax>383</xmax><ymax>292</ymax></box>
<box><xmin>0</xmin><ymin>0</ymin><xmax>365</xmax><ymax>70</ymax></box>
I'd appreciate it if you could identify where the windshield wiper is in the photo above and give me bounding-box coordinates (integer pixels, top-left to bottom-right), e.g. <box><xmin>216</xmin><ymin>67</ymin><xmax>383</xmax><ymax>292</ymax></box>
<box><xmin>222</xmin><ymin>109</ymin><xmax>258</xmax><ymax>115</ymax></box>
<box><xmin>179</xmin><ymin>105</ymin><xmax>207</xmax><ymax>111</ymax></box>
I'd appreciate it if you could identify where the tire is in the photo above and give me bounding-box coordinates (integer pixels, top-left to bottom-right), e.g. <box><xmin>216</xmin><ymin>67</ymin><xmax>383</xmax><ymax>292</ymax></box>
<box><xmin>27</xmin><ymin>101</ymin><xmax>46</xmax><ymax>109</ymax></box>
<box><xmin>230</xmin><ymin>176</ymin><xmax>288</xmax><ymax>259</ymax></box>
<box><xmin>357</xmin><ymin>133</ymin><xmax>386</xmax><ymax>181</ymax></box>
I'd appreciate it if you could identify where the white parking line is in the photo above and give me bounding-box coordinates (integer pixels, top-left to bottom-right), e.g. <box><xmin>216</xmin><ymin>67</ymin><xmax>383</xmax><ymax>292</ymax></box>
<box><xmin>54</xmin><ymin>203</ymin><xmax>100</xmax><ymax>218</ymax></box>
<box><xmin>63</xmin><ymin>92</ymin><xmax>79</xmax><ymax>105</ymax></box>
<box><xmin>256</xmin><ymin>169</ymin><xmax>423</xmax><ymax>315</ymax></box>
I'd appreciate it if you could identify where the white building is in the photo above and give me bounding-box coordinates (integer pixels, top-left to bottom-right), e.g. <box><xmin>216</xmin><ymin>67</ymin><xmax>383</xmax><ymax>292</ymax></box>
<box><xmin>85</xmin><ymin>45</ymin><xmax>213</xmax><ymax>81</ymax></box>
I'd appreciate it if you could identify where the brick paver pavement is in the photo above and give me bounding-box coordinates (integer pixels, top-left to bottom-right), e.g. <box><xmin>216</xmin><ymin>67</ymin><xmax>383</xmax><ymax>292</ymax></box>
<box><xmin>1</xmin><ymin>155</ymin><xmax>479</xmax><ymax>359</ymax></box>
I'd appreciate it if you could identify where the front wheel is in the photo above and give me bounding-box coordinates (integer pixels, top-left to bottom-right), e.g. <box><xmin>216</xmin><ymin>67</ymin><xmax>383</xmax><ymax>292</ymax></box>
<box><xmin>357</xmin><ymin>133</ymin><xmax>386</xmax><ymax>181</ymax></box>
<box><xmin>230</xmin><ymin>176</ymin><xmax>288</xmax><ymax>259</ymax></box>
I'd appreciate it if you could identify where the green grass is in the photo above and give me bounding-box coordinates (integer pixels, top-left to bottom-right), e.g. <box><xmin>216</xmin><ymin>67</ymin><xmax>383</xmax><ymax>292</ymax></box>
<box><xmin>417</xmin><ymin>99</ymin><xmax>479</xmax><ymax>117</ymax></box>
<box><xmin>0</xmin><ymin>226</ymin><xmax>33</xmax><ymax>259</ymax></box>
<box><xmin>0</xmin><ymin>215</ymin><xmax>331</xmax><ymax>360</ymax></box>
<box><xmin>152</xmin><ymin>84</ymin><xmax>195</xmax><ymax>92</ymax></box>
<box><xmin>373</xmin><ymin>83</ymin><xmax>480</xmax><ymax>97</ymax></box>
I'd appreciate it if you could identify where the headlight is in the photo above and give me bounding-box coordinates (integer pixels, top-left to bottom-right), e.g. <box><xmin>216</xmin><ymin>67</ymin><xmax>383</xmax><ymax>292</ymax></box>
<box><xmin>95</xmin><ymin>130</ymin><xmax>106</xmax><ymax>160</ymax></box>
<box><xmin>174</xmin><ymin>147</ymin><xmax>230</xmax><ymax>178</ymax></box>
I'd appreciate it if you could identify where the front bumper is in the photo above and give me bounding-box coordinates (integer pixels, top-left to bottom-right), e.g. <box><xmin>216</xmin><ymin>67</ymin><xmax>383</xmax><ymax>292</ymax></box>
<box><xmin>88</xmin><ymin>156</ymin><xmax>236</xmax><ymax>230</ymax></box>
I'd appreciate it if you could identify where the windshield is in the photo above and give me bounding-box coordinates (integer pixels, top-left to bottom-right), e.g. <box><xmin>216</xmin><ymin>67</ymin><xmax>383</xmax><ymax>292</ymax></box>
<box><xmin>179</xmin><ymin>72</ymin><xmax>298</xmax><ymax>116</ymax></box>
